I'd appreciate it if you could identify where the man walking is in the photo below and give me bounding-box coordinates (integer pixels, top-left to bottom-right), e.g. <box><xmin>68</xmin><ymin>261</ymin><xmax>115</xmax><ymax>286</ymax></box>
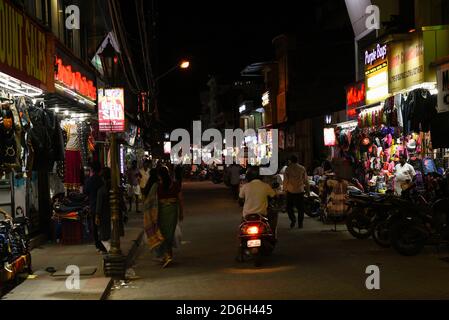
<box><xmin>84</xmin><ymin>162</ymin><xmax>107</xmax><ymax>252</ymax></box>
<box><xmin>229</xmin><ymin>163</ymin><xmax>242</xmax><ymax>200</ymax></box>
<box><xmin>283</xmin><ymin>155</ymin><xmax>310</xmax><ymax>229</ymax></box>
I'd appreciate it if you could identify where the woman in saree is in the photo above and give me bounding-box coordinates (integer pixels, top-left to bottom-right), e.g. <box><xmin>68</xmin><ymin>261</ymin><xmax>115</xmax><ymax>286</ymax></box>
<box><xmin>142</xmin><ymin>169</ymin><xmax>163</xmax><ymax>252</ymax></box>
<box><xmin>156</xmin><ymin>166</ymin><xmax>184</xmax><ymax>268</ymax></box>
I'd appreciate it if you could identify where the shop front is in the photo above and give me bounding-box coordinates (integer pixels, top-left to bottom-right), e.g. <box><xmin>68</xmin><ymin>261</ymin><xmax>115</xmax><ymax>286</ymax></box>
<box><xmin>329</xmin><ymin>28</ymin><xmax>449</xmax><ymax>194</ymax></box>
<box><xmin>0</xmin><ymin>0</ymin><xmax>54</xmax><ymax>238</ymax></box>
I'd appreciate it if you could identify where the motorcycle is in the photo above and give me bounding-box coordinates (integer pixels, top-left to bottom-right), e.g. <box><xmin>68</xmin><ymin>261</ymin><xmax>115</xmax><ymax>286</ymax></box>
<box><xmin>390</xmin><ymin>191</ymin><xmax>449</xmax><ymax>256</ymax></box>
<box><xmin>236</xmin><ymin>213</ymin><xmax>276</xmax><ymax>267</ymax></box>
<box><xmin>345</xmin><ymin>191</ymin><xmax>390</xmax><ymax>239</ymax></box>
<box><xmin>0</xmin><ymin>210</ymin><xmax>32</xmax><ymax>277</ymax></box>
<box><xmin>211</xmin><ymin>169</ymin><xmax>223</xmax><ymax>184</ymax></box>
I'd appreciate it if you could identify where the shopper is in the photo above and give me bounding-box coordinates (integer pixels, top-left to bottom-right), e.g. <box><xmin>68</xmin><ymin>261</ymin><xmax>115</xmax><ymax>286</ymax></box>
<box><xmin>283</xmin><ymin>155</ymin><xmax>310</xmax><ymax>229</ymax></box>
<box><xmin>127</xmin><ymin>160</ymin><xmax>141</xmax><ymax>212</ymax></box>
<box><xmin>156</xmin><ymin>166</ymin><xmax>184</xmax><ymax>268</ymax></box>
<box><xmin>394</xmin><ymin>154</ymin><xmax>416</xmax><ymax>196</ymax></box>
<box><xmin>84</xmin><ymin>161</ymin><xmax>106</xmax><ymax>252</ymax></box>
<box><xmin>139</xmin><ymin>159</ymin><xmax>151</xmax><ymax>190</ymax></box>
<box><xmin>96</xmin><ymin>167</ymin><xmax>112</xmax><ymax>252</ymax></box>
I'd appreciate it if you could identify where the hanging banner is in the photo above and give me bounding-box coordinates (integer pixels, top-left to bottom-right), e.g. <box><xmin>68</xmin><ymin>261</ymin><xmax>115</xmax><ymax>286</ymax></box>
<box><xmin>98</xmin><ymin>88</ymin><xmax>125</xmax><ymax>132</ymax></box>
<box><xmin>437</xmin><ymin>62</ymin><xmax>449</xmax><ymax>113</ymax></box>
<box><xmin>365</xmin><ymin>43</ymin><xmax>389</xmax><ymax>105</ymax></box>
<box><xmin>388</xmin><ymin>34</ymin><xmax>424</xmax><ymax>93</ymax></box>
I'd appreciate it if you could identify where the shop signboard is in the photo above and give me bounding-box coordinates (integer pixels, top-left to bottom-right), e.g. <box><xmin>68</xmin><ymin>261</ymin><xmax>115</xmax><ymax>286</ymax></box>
<box><xmin>55</xmin><ymin>44</ymin><xmax>97</xmax><ymax>102</ymax></box>
<box><xmin>98</xmin><ymin>88</ymin><xmax>125</xmax><ymax>132</ymax></box>
<box><xmin>0</xmin><ymin>0</ymin><xmax>54</xmax><ymax>91</ymax></box>
<box><xmin>388</xmin><ymin>34</ymin><xmax>424</xmax><ymax>93</ymax></box>
<box><xmin>345</xmin><ymin>81</ymin><xmax>365</xmax><ymax>120</ymax></box>
<box><xmin>365</xmin><ymin>43</ymin><xmax>389</xmax><ymax>105</ymax></box>
<box><xmin>437</xmin><ymin>62</ymin><xmax>449</xmax><ymax>113</ymax></box>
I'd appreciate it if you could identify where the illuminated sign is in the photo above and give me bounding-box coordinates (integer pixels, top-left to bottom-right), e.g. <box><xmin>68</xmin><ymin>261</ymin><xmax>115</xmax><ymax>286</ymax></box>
<box><xmin>98</xmin><ymin>88</ymin><xmax>125</xmax><ymax>132</ymax></box>
<box><xmin>0</xmin><ymin>0</ymin><xmax>52</xmax><ymax>90</ymax></box>
<box><xmin>262</xmin><ymin>91</ymin><xmax>270</xmax><ymax>107</ymax></box>
<box><xmin>345</xmin><ymin>82</ymin><xmax>365</xmax><ymax>120</ymax></box>
<box><xmin>365</xmin><ymin>43</ymin><xmax>388</xmax><ymax>105</ymax></box>
<box><xmin>365</xmin><ymin>44</ymin><xmax>387</xmax><ymax>66</ymax></box>
<box><xmin>324</xmin><ymin>128</ymin><xmax>336</xmax><ymax>147</ymax></box>
<box><xmin>55</xmin><ymin>56</ymin><xmax>96</xmax><ymax>101</ymax></box>
<box><xmin>164</xmin><ymin>142</ymin><xmax>171</xmax><ymax>154</ymax></box>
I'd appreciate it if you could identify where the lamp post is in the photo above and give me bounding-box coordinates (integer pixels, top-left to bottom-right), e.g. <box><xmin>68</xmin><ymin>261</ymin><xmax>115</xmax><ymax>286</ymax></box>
<box><xmin>99</xmin><ymin>42</ymin><xmax>126</xmax><ymax>280</ymax></box>
<box><xmin>154</xmin><ymin>60</ymin><xmax>190</xmax><ymax>82</ymax></box>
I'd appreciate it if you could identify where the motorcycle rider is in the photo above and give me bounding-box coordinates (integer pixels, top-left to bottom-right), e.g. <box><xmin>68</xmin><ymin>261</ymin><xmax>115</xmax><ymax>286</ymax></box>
<box><xmin>239</xmin><ymin>166</ymin><xmax>277</xmax><ymax>232</ymax></box>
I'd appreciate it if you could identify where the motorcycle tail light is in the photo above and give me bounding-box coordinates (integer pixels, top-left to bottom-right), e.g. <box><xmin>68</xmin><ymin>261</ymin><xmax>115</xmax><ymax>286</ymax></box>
<box><xmin>246</xmin><ymin>225</ymin><xmax>260</xmax><ymax>235</ymax></box>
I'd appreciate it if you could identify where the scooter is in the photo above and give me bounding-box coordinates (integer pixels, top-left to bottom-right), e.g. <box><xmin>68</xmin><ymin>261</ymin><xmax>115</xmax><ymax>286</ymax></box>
<box><xmin>236</xmin><ymin>213</ymin><xmax>276</xmax><ymax>267</ymax></box>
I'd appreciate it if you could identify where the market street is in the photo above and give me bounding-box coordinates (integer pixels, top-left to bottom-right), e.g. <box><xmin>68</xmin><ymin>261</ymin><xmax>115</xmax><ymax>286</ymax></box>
<box><xmin>108</xmin><ymin>181</ymin><xmax>449</xmax><ymax>300</ymax></box>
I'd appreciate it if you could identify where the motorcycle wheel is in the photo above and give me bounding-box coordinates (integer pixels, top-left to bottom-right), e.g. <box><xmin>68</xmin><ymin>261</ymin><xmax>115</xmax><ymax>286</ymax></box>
<box><xmin>390</xmin><ymin>220</ymin><xmax>427</xmax><ymax>256</ymax></box>
<box><xmin>346</xmin><ymin>209</ymin><xmax>373</xmax><ymax>239</ymax></box>
<box><xmin>372</xmin><ymin>220</ymin><xmax>391</xmax><ymax>248</ymax></box>
<box><xmin>305</xmin><ymin>199</ymin><xmax>321</xmax><ymax>218</ymax></box>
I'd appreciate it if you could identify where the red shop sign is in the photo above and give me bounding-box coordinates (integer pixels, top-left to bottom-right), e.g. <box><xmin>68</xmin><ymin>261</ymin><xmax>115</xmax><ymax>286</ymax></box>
<box><xmin>55</xmin><ymin>56</ymin><xmax>96</xmax><ymax>101</ymax></box>
<box><xmin>346</xmin><ymin>82</ymin><xmax>365</xmax><ymax>120</ymax></box>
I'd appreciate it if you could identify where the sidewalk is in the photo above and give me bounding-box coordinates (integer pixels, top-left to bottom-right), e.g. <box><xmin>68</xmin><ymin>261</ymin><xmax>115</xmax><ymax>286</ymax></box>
<box><xmin>1</xmin><ymin>211</ymin><xmax>144</xmax><ymax>300</ymax></box>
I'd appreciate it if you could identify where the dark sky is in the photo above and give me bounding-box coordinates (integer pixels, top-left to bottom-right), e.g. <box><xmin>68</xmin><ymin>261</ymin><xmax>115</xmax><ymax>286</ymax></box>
<box><xmin>121</xmin><ymin>0</ymin><xmax>352</xmax><ymax>129</ymax></box>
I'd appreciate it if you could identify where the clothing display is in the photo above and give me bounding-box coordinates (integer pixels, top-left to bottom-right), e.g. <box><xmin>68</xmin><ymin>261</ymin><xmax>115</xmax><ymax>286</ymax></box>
<box><xmin>64</xmin><ymin>150</ymin><xmax>82</xmax><ymax>191</ymax></box>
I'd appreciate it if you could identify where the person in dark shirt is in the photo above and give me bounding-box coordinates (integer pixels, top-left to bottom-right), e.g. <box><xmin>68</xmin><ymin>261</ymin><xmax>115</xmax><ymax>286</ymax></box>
<box><xmin>84</xmin><ymin>162</ymin><xmax>106</xmax><ymax>252</ymax></box>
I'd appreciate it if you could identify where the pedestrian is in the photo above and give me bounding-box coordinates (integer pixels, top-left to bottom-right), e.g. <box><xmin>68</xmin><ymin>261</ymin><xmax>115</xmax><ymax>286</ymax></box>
<box><xmin>84</xmin><ymin>161</ymin><xmax>107</xmax><ymax>252</ymax></box>
<box><xmin>139</xmin><ymin>159</ymin><xmax>151</xmax><ymax>191</ymax></box>
<box><xmin>95</xmin><ymin>167</ymin><xmax>112</xmax><ymax>252</ymax></box>
<box><xmin>229</xmin><ymin>163</ymin><xmax>241</xmax><ymax>200</ymax></box>
<box><xmin>142</xmin><ymin>168</ymin><xmax>164</xmax><ymax>251</ymax></box>
<box><xmin>156</xmin><ymin>166</ymin><xmax>184</xmax><ymax>268</ymax></box>
<box><xmin>127</xmin><ymin>160</ymin><xmax>141</xmax><ymax>212</ymax></box>
<box><xmin>394</xmin><ymin>154</ymin><xmax>416</xmax><ymax>196</ymax></box>
<box><xmin>283</xmin><ymin>155</ymin><xmax>310</xmax><ymax>229</ymax></box>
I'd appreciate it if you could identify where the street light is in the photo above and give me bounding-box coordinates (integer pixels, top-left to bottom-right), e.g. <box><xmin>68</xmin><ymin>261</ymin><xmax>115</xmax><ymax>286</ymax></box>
<box><xmin>154</xmin><ymin>59</ymin><xmax>190</xmax><ymax>82</ymax></box>
<box><xmin>98</xmin><ymin>41</ymin><xmax>126</xmax><ymax>280</ymax></box>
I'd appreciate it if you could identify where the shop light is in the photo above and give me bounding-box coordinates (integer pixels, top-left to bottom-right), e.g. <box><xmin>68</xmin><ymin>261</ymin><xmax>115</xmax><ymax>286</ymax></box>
<box><xmin>55</xmin><ymin>83</ymin><xmax>96</xmax><ymax>107</ymax></box>
<box><xmin>239</xmin><ymin>104</ymin><xmax>246</xmax><ymax>113</ymax></box>
<box><xmin>0</xmin><ymin>72</ymin><xmax>43</xmax><ymax>97</ymax></box>
<box><xmin>54</xmin><ymin>107</ymin><xmax>60</xmax><ymax>113</ymax></box>
<box><xmin>64</xmin><ymin>110</ymin><xmax>69</xmax><ymax>116</ymax></box>
<box><xmin>255</xmin><ymin>107</ymin><xmax>264</xmax><ymax>113</ymax></box>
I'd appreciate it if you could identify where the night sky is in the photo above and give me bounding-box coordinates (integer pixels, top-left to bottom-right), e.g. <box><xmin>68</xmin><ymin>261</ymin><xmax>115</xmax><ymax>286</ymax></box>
<box><xmin>121</xmin><ymin>0</ymin><xmax>353</xmax><ymax>130</ymax></box>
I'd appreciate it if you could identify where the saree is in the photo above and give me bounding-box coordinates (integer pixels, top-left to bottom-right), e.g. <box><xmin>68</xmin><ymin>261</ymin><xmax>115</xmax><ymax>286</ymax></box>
<box><xmin>156</xmin><ymin>198</ymin><xmax>179</xmax><ymax>258</ymax></box>
<box><xmin>143</xmin><ymin>183</ymin><xmax>164</xmax><ymax>250</ymax></box>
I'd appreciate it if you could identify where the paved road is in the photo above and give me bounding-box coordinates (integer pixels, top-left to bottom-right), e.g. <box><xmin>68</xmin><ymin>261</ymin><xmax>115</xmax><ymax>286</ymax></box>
<box><xmin>108</xmin><ymin>181</ymin><xmax>449</xmax><ymax>300</ymax></box>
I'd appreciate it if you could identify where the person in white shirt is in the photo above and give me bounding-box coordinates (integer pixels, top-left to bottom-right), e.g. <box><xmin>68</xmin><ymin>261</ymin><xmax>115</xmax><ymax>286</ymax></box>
<box><xmin>283</xmin><ymin>155</ymin><xmax>310</xmax><ymax>229</ymax></box>
<box><xmin>394</xmin><ymin>154</ymin><xmax>416</xmax><ymax>196</ymax></box>
<box><xmin>239</xmin><ymin>167</ymin><xmax>276</xmax><ymax>218</ymax></box>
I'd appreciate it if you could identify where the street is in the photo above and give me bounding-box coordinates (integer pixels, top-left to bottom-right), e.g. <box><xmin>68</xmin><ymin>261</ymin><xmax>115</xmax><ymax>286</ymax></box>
<box><xmin>108</xmin><ymin>181</ymin><xmax>449</xmax><ymax>300</ymax></box>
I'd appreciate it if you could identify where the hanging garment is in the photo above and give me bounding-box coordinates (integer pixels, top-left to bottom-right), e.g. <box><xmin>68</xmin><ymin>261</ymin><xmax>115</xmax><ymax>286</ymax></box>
<box><xmin>0</xmin><ymin>108</ymin><xmax>18</xmax><ymax>166</ymax></box>
<box><xmin>65</xmin><ymin>123</ymin><xmax>81</xmax><ymax>151</ymax></box>
<box><xmin>64</xmin><ymin>150</ymin><xmax>82</xmax><ymax>191</ymax></box>
<box><xmin>405</xmin><ymin>89</ymin><xmax>437</xmax><ymax>133</ymax></box>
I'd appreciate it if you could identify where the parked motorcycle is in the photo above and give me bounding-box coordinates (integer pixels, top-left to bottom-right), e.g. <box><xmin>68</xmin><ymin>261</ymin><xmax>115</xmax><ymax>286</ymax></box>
<box><xmin>211</xmin><ymin>169</ymin><xmax>223</xmax><ymax>184</ymax></box>
<box><xmin>389</xmin><ymin>192</ymin><xmax>449</xmax><ymax>256</ymax></box>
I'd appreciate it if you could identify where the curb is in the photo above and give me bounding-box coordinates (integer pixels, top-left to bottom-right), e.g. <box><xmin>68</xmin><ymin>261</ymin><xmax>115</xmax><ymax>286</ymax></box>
<box><xmin>100</xmin><ymin>229</ymin><xmax>144</xmax><ymax>300</ymax></box>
